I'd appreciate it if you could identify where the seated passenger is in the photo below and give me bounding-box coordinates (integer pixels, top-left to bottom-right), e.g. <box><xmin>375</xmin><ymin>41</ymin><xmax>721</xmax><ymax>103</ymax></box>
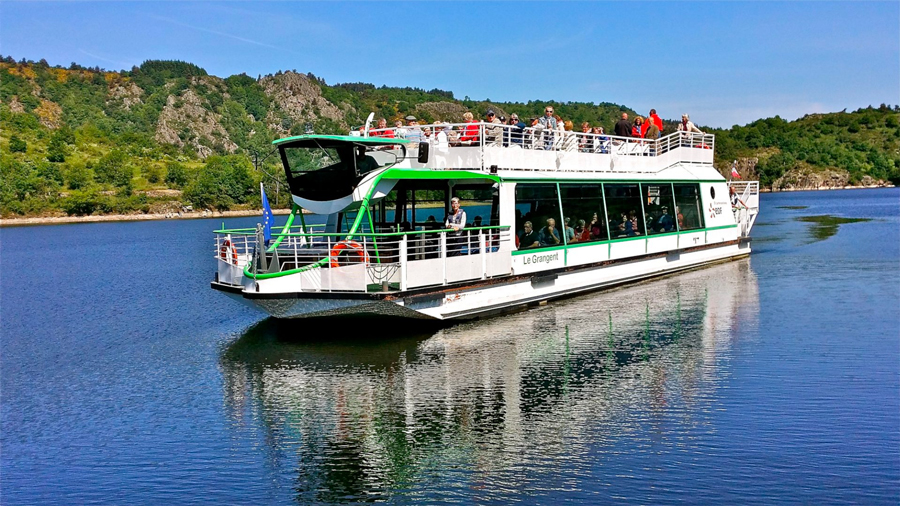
<box><xmin>564</xmin><ymin>217</ymin><xmax>576</xmax><ymax>243</ymax></box>
<box><xmin>355</xmin><ymin>146</ymin><xmax>379</xmax><ymax>173</ymax></box>
<box><xmin>518</xmin><ymin>221</ymin><xmax>540</xmax><ymax>250</ymax></box>
<box><xmin>539</xmin><ymin>218</ymin><xmax>561</xmax><ymax>246</ymax></box>
<box><xmin>656</xmin><ymin>206</ymin><xmax>674</xmax><ymax>232</ymax></box>
<box><xmin>589</xmin><ymin>212</ymin><xmax>603</xmax><ymax>240</ymax></box>
<box><xmin>485</xmin><ymin>110</ymin><xmax>503</xmax><ymax>146</ymax></box>
<box><xmin>576</xmin><ymin>219</ymin><xmax>590</xmax><ymax>242</ymax></box>
<box><xmin>394</xmin><ymin>119</ymin><xmax>407</xmax><ymax>139</ymax></box>
<box><xmin>628</xmin><ymin>211</ymin><xmax>641</xmax><ymax>236</ymax></box>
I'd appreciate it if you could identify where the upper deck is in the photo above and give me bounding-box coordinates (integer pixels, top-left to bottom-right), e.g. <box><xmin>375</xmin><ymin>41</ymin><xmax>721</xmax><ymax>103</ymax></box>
<box><xmin>355</xmin><ymin>122</ymin><xmax>718</xmax><ymax>179</ymax></box>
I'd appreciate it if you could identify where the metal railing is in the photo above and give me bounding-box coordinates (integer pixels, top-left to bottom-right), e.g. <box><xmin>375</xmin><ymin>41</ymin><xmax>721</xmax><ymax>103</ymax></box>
<box><xmin>215</xmin><ymin>225</ymin><xmax>513</xmax><ymax>292</ymax></box>
<box><xmin>365</xmin><ymin>122</ymin><xmax>714</xmax><ymax>170</ymax></box>
<box><xmin>726</xmin><ymin>181</ymin><xmax>760</xmax><ymax>237</ymax></box>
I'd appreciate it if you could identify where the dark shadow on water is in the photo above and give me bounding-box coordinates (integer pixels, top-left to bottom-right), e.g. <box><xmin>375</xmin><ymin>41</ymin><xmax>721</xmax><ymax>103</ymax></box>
<box><xmin>223</xmin><ymin>317</ymin><xmax>440</xmax><ymax>369</ymax></box>
<box><xmin>776</xmin><ymin>205</ymin><xmax>809</xmax><ymax>210</ymax></box>
<box><xmin>796</xmin><ymin>215</ymin><xmax>872</xmax><ymax>242</ymax></box>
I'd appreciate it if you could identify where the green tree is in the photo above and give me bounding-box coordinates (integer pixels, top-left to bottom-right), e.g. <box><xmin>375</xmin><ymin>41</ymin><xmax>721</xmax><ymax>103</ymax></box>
<box><xmin>64</xmin><ymin>162</ymin><xmax>95</xmax><ymax>190</ymax></box>
<box><xmin>95</xmin><ymin>149</ymin><xmax>133</xmax><ymax>189</ymax></box>
<box><xmin>183</xmin><ymin>155</ymin><xmax>255</xmax><ymax>210</ymax></box>
<box><xmin>46</xmin><ymin>132</ymin><xmax>67</xmax><ymax>163</ymax></box>
<box><xmin>164</xmin><ymin>162</ymin><xmax>191</xmax><ymax>188</ymax></box>
<box><xmin>8</xmin><ymin>135</ymin><xmax>26</xmax><ymax>153</ymax></box>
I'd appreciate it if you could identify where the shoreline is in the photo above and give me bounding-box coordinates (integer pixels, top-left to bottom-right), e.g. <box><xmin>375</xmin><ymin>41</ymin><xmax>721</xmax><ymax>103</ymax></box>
<box><xmin>0</xmin><ymin>208</ymin><xmax>295</xmax><ymax>228</ymax></box>
<box><xmin>1</xmin><ymin>185</ymin><xmax>894</xmax><ymax>228</ymax></box>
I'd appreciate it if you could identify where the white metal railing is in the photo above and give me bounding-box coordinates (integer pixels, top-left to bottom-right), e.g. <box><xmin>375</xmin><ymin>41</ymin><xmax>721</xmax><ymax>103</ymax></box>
<box><xmin>365</xmin><ymin>122</ymin><xmax>714</xmax><ymax>171</ymax></box>
<box><xmin>727</xmin><ymin>181</ymin><xmax>760</xmax><ymax>237</ymax></box>
<box><xmin>214</xmin><ymin>226</ymin><xmax>513</xmax><ymax>292</ymax></box>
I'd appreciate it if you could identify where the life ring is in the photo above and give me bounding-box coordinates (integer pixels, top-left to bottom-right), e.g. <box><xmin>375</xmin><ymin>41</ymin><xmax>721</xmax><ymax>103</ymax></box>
<box><xmin>330</xmin><ymin>240</ymin><xmax>368</xmax><ymax>268</ymax></box>
<box><xmin>219</xmin><ymin>239</ymin><xmax>238</xmax><ymax>265</ymax></box>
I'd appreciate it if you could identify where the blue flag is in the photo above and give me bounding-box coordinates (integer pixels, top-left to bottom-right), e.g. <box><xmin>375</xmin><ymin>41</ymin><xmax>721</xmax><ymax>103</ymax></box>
<box><xmin>261</xmin><ymin>183</ymin><xmax>274</xmax><ymax>246</ymax></box>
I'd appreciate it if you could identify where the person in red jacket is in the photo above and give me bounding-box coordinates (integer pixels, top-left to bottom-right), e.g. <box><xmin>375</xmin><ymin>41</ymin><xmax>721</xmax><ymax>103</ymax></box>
<box><xmin>648</xmin><ymin>109</ymin><xmax>663</xmax><ymax>133</ymax></box>
<box><xmin>459</xmin><ymin>111</ymin><xmax>479</xmax><ymax>144</ymax></box>
<box><xmin>370</xmin><ymin>118</ymin><xmax>395</xmax><ymax>138</ymax></box>
<box><xmin>632</xmin><ymin>116</ymin><xmax>646</xmax><ymax>138</ymax></box>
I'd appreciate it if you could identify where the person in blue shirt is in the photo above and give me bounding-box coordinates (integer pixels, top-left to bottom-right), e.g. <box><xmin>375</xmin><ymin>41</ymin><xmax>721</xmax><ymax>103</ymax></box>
<box><xmin>657</xmin><ymin>206</ymin><xmax>674</xmax><ymax>232</ymax></box>
<box><xmin>538</xmin><ymin>218</ymin><xmax>561</xmax><ymax>246</ymax></box>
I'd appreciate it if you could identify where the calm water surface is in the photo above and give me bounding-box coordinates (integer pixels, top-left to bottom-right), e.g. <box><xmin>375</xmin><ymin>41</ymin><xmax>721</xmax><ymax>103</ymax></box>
<box><xmin>2</xmin><ymin>189</ymin><xmax>898</xmax><ymax>504</ymax></box>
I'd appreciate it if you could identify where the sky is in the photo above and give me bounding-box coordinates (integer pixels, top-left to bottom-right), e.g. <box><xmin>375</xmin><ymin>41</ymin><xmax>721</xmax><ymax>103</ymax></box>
<box><xmin>1</xmin><ymin>1</ymin><xmax>898</xmax><ymax>128</ymax></box>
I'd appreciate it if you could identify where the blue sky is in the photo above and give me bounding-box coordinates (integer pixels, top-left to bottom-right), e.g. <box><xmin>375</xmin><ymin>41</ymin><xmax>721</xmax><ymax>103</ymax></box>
<box><xmin>2</xmin><ymin>1</ymin><xmax>897</xmax><ymax>128</ymax></box>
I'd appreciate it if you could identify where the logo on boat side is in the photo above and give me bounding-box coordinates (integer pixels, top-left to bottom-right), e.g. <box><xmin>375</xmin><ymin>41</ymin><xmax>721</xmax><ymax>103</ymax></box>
<box><xmin>523</xmin><ymin>252</ymin><xmax>560</xmax><ymax>265</ymax></box>
<box><xmin>708</xmin><ymin>202</ymin><xmax>723</xmax><ymax>219</ymax></box>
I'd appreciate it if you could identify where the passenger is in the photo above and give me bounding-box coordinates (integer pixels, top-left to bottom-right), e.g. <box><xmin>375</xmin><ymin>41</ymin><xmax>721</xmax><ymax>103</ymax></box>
<box><xmin>561</xmin><ymin>120</ymin><xmax>578</xmax><ymax>151</ymax></box>
<box><xmin>354</xmin><ymin>145</ymin><xmax>379</xmax><ymax>173</ymax></box>
<box><xmin>632</xmin><ymin>116</ymin><xmax>646</xmax><ymax>138</ymax></box>
<box><xmin>644</xmin><ymin>117</ymin><xmax>660</xmax><ymax>140</ymax></box>
<box><xmin>371</xmin><ymin>118</ymin><xmax>395</xmax><ymax>138</ymax></box>
<box><xmin>589</xmin><ymin>212</ymin><xmax>603</xmax><ymax>240</ymax></box>
<box><xmin>506</xmin><ymin>114</ymin><xmax>525</xmax><ymax>146</ymax></box>
<box><xmin>432</xmin><ymin>122</ymin><xmax>450</xmax><ymax>151</ymax></box>
<box><xmin>628</xmin><ymin>210</ymin><xmax>640</xmax><ymax>236</ymax></box>
<box><xmin>564</xmin><ymin>217</ymin><xmax>576</xmax><ymax>243</ymax></box>
<box><xmin>517</xmin><ymin>221</ymin><xmax>540</xmax><ymax>250</ymax></box>
<box><xmin>539</xmin><ymin>107</ymin><xmax>557</xmax><ymax>149</ymax></box>
<box><xmin>592</xmin><ymin>126</ymin><xmax>607</xmax><ymax>153</ymax></box>
<box><xmin>444</xmin><ymin>196</ymin><xmax>467</xmax><ymax>256</ymax></box>
<box><xmin>576</xmin><ymin>219</ymin><xmax>590</xmax><ymax>242</ymax></box>
<box><xmin>657</xmin><ymin>206</ymin><xmax>674</xmax><ymax>232</ymax></box>
<box><xmin>677</xmin><ymin>114</ymin><xmax>704</xmax><ymax>147</ymax></box>
<box><xmin>648</xmin><ymin>109</ymin><xmax>664</xmax><ymax>133</ymax></box>
<box><xmin>485</xmin><ymin>110</ymin><xmax>503</xmax><ymax>146</ymax></box>
<box><xmin>459</xmin><ymin>112</ymin><xmax>479</xmax><ymax>144</ymax></box>
<box><xmin>538</xmin><ymin>218</ymin><xmax>561</xmax><ymax>246</ymax></box>
<box><xmin>614</xmin><ymin>112</ymin><xmax>632</xmax><ymax>137</ymax></box>
<box><xmin>579</xmin><ymin>122</ymin><xmax>592</xmax><ymax>152</ymax></box>
<box><xmin>405</xmin><ymin>116</ymin><xmax>424</xmax><ymax>144</ymax></box>
<box><xmin>472</xmin><ymin>215</ymin><xmax>483</xmax><ymax>228</ymax></box>
<box><xmin>394</xmin><ymin>119</ymin><xmax>407</xmax><ymax>139</ymax></box>
<box><xmin>676</xmin><ymin>206</ymin><xmax>685</xmax><ymax>229</ymax></box>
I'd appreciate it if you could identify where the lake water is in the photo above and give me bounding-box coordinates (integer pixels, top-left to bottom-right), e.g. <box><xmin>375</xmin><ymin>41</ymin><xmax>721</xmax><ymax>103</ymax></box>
<box><xmin>1</xmin><ymin>188</ymin><xmax>898</xmax><ymax>505</ymax></box>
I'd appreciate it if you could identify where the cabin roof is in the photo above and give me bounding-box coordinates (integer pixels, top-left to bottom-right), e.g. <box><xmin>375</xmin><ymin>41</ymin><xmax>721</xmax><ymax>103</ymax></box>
<box><xmin>272</xmin><ymin>134</ymin><xmax>410</xmax><ymax>148</ymax></box>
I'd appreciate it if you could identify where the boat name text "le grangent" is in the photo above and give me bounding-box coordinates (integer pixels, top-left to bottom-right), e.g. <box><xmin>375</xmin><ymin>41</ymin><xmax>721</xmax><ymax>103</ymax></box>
<box><xmin>523</xmin><ymin>252</ymin><xmax>560</xmax><ymax>265</ymax></box>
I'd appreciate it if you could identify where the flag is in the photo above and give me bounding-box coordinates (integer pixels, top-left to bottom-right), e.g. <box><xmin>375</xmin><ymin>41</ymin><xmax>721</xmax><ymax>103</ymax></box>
<box><xmin>261</xmin><ymin>183</ymin><xmax>274</xmax><ymax>246</ymax></box>
<box><xmin>730</xmin><ymin>160</ymin><xmax>741</xmax><ymax>180</ymax></box>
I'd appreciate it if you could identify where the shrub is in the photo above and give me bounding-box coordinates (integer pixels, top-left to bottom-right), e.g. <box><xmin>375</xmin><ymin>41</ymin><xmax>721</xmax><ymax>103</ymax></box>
<box><xmin>164</xmin><ymin>162</ymin><xmax>190</xmax><ymax>188</ymax></box>
<box><xmin>8</xmin><ymin>135</ymin><xmax>26</xmax><ymax>153</ymax></box>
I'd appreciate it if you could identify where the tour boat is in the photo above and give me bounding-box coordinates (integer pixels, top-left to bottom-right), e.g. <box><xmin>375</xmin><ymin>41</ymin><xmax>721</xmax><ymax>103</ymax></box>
<box><xmin>210</xmin><ymin>120</ymin><xmax>759</xmax><ymax>320</ymax></box>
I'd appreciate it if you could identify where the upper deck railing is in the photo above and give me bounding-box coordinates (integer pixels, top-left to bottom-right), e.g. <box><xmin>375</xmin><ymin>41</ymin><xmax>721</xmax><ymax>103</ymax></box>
<box><xmin>361</xmin><ymin>122</ymin><xmax>715</xmax><ymax>173</ymax></box>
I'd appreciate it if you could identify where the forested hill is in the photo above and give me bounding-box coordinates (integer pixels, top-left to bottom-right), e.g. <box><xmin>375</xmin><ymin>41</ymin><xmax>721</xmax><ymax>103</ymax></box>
<box><xmin>1</xmin><ymin>56</ymin><xmax>898</xmax><ymax>218</ymax></box>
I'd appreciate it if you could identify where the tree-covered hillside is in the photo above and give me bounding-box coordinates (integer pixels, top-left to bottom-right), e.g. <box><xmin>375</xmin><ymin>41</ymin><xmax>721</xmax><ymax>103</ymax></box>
<box><xmin>1</xmin><ymin>56</ymin><xmax>897</xmax><ymax>218</ymax></box>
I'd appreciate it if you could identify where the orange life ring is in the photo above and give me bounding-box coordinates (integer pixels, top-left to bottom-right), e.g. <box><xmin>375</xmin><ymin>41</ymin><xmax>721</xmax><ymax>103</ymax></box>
<box><xmin>219</xmin><ymin>239</ymin><xmax>238</xmax><ymax>265</ymax></box>
<box><xmin>330</xmin><ymin>240</ymin><xmax>368</xmax><ymax>268</ymax></box>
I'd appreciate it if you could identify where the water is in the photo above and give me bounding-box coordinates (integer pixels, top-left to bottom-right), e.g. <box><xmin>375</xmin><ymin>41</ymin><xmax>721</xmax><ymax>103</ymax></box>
<box><xmin>2</xmin><ymin>189</ymin><xmax>898</xmax><ymax>505</ymax></box>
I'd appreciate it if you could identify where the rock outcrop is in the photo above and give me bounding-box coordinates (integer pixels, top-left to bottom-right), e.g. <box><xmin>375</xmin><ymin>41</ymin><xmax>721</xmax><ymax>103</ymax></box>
<box><xmin>260</xmin><ymin>72</ymin><xmax>345</xmax><ymax>135</ymax></box>
<box><xmin>107</xmin><ymin>80</ymin><xmax>144</xmax><ymax>110</ymax></box>
<box><xmin>155</xmin><ymin>89</ymin><xmax>237</xmax><ymax>159</ymax></box>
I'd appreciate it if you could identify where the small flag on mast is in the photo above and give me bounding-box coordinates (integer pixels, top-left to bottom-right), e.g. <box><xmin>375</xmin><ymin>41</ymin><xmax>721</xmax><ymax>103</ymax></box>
<box><xmin>730</xmin><ymin>160</ymin><xmax>741</xmax><ymax>180</ymax></box>
<box><xmin>261</xmin><ymin>183</ymin><xmax>274</xmax><ymax>246</ymax></box>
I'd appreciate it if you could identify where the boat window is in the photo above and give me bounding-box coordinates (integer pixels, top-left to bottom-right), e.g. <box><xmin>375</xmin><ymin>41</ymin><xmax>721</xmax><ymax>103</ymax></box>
<box><xmin>282</xmin><ymin>145</ymin><xmax>345</xmax><ymax>176</ymax></box>
<box><xmin>641</xmin><ymin>183</ymin><xmax>677</xmax><ymax>235</ymax></box>
<box><xmin>452</xmin><ymin>186</ymin><xmax>497</xmax><ymax>228</ymax></box>
<box><xmin>514</xmin><ymin>184</ymin><xmax>564</xmax><ymax>249</ymax></box>
<box><xmin>559</xmin><ymin>184</ymin><xmax>608</xmax><ymax>243</ymax></box>
<box><xmin>673</xmin><ymin>183</ymin><xmax>705</xmax><ymax>231</ymax></box>
<box><xmin>603</xmin><ymin>183</ymin><xmax>645</xmax><ymax>238</ymax></box>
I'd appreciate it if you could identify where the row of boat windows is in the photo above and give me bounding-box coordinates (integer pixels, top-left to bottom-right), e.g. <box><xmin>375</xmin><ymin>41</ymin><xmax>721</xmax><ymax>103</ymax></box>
<box><xmin>515</xmin><ymin>183</ymin><xmax>705</xmax><ymax>249</ymax></box>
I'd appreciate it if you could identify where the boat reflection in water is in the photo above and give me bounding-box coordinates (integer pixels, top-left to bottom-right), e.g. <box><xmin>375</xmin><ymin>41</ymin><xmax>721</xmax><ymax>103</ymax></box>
<box><xmin>221</xmin><ymin>260</ymin><xmax>759</xmax><ymax>503</ymax></box>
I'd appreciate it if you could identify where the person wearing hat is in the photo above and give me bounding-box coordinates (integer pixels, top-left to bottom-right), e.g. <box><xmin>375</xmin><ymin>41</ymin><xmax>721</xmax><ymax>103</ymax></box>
<box><xmin>485</xmin><ymin>110</ymin><xmax>503</xmax><ymax>147</ymax></box>
<box><xmin>405</xmin><ymin>115</ymin><xmax>423</xmax><ymax>144</ymax></box>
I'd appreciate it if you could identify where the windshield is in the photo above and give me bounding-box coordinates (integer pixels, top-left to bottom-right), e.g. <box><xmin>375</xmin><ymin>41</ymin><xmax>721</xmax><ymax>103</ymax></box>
<box><xmin>281</xmin><ymin>142</ymin><xmax>398</xmax><ymax>177</ymax></box>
